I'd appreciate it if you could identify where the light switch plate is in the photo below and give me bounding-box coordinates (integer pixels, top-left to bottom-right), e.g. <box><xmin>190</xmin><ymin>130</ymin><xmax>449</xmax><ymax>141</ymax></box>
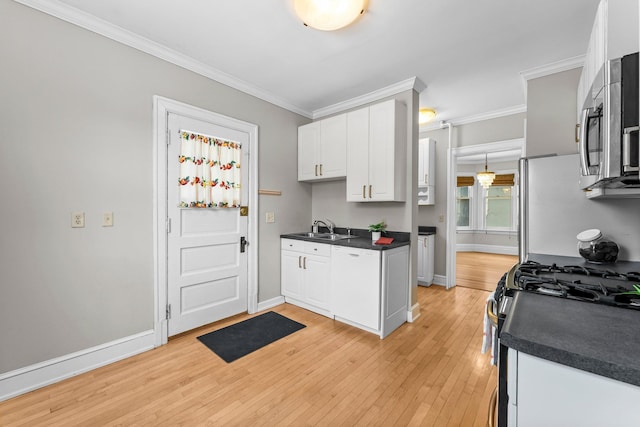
<box><xmin>266</xmin><ymin>212</ymin><xmax>275</xmax><ymax>223</ymax></box>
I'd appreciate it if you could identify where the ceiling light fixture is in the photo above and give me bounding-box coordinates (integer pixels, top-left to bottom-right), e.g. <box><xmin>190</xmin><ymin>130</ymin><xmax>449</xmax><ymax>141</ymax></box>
<box><xmin>419</xmin><ymin>108</ymin><xmax>437</xmax><ymax>124</ymax></box>
<box><xmin>294</xmin><ymin>0</ymin><xmax>368</xmax><ymax>31</ymax></box>
<box><xmin>477</xmin><ymin>153</ymin><xmax>496</xmax><ymax>189</ymax></box>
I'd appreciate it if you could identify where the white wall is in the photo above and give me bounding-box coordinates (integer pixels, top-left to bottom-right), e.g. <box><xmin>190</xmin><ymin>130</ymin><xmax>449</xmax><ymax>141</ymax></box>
<box><xmin>0</xmin><ymin>1</ymin><xmax>308</xmax><ymax>374</ymax></box>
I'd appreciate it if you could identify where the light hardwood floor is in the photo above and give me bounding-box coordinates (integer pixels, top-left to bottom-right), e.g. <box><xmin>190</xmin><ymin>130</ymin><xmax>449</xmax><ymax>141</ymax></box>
<box><xmin>0</xmin><ymin>286</ymin><xmax>496</xmax><ymax>426</ymax></box>
<box><xmin>456</xmin><ymin>252</ymin><xmax>518</xmax><ymax>292</ymax></box>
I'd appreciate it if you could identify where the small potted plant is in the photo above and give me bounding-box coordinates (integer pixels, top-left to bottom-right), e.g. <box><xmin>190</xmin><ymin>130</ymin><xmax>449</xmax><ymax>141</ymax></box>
<box><xmin>368</xmin><ymin>221</ymin><xmax>387</xmax><ymax>242</ymax></box>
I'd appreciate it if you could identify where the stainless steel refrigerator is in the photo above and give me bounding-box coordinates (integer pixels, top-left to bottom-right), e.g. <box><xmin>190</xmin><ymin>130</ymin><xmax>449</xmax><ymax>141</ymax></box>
<box><xmin>519</xmin><ymin>153</ymin><xmax>640</xmax><ymax>263</ymax></box>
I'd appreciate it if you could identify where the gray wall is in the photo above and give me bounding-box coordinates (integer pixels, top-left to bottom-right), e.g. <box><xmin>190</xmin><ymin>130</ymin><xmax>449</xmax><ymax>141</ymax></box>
<box><xmin>0</xmin><ymin>1</ymin><xmax>309</xmax><ymax>373</ymax></box>
<box><xmin>526</xmin><ymin>68</ymin><xmax>581</xmax><ymax>157</ymax></box>
<box><xmin>418</xmin><ymin>113</ymin><xmax>526</xmax><ymax>279</ymax></box>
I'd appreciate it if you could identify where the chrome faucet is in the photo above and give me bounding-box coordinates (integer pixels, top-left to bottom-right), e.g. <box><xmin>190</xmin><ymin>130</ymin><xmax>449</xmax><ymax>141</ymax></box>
<box><xmin>313</xmin><ymin>219</ymin><xmax>335</xmax><ymax>234</ymax></box>
<box><xmin>325</xmin><ymin>219</ymin><xmax>335</xmax><ymax>234</ymax></box>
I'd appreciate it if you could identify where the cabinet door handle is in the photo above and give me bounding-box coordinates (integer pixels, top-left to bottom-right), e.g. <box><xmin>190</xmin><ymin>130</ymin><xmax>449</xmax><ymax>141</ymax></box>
<box><xmin>303</xmin><ymin>256</ymin><xmax>307</xmax><ymax>269</ymax></box>
<box><xmin>369</xmin><ymin>185</ymin><xmax>372</xmax><ymax>198</ymax></box>
<box><xmin>315</xmin><ymin>164</ymin><xmax>318</xmax><ymax>176</ymax></box>
<box><xmin>423</xmin><ymin>238</ymin><xmax>427</xmax><ymax>248</ymax></box>
<box><xmin>425</xmin><ymin>174</ymin><xmax>428</xmax><ymax>185</ymax></box>
<box><xmin>319</xmin><ymin>164</ymin><xmax>323</xmax><ymax>176</ymax></box>
<box><xmin>298</xmin><ymin>256</ymin><xmax>302</xmax><ymax>269</ymax></box>
<box><xmin>362</xmin><ymin>185</ymin><xmax>366</xmax><ymax>198</ymax></box>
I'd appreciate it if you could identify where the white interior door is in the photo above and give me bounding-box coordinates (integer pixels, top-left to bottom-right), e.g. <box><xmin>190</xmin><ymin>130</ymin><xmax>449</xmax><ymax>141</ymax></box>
<box><xmin>167</xmin><ymin>113</ymin><xmax>249</xmax><ymax>336</ymax></box>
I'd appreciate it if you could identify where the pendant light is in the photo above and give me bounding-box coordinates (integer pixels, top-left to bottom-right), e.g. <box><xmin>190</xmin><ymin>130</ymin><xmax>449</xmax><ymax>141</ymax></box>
<box><xmin>294</xmin><ymin>0</ymin><xmax>368</xmax><ymax>31</ymax></box>
<box><xmin>477</xmin><ymin>153</ymin><xmax>495</xmax><ymax>189</ymax></box>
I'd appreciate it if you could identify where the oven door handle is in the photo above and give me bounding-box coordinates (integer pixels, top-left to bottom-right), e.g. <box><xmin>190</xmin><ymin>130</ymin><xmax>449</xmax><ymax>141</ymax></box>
<box><xmin>487</xmin><ymin>299</ymin><xmax>498</xmax><ymax>327</ymax></box>
<box><xmin>487</xmin><ymin>385</ymin><xmax>498</xmax><ymax>427</ymax></box>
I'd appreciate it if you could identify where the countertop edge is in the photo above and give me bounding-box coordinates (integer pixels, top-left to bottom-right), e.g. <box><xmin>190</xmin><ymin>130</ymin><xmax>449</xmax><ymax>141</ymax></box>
<box><xmin>280</xmin><ymin>234</ymin><xmax>410</xmax><ymax>250</ymax></box>
<box><xmin>500</xmin><ymin>332</ymin><xmax>640</xmax><ymax>387</ymax></box>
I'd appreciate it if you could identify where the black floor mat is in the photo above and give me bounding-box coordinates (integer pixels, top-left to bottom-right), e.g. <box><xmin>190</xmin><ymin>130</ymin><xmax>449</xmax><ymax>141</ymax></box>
<box><xmin>197</xmin><ymin>311</ymin><xmax>306</xmax><ymax>363</ymax></box>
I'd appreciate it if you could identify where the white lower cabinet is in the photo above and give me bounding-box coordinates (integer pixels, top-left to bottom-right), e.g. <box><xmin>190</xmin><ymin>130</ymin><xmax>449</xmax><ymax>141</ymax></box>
<box><xmin>281</xmin><ymin>239</ymin><xmax>331</xmax><ymax>317</ymax></box>
<box><xmin>417</xmin><ymin>234</ymin><xmax>434</xmax><ymax>286</ymax></box>
<box><xmin>330</xmin><ymin>245</ymin><xmax>409</xmax><ymax>338</ymax></box>
<box><xmin>281</xmin><ymin>239</ymin><xmax>409</xmax><ymax>338</ymax></box>
<box><xmin>330</xmin><ymin>246</ymin><xmax>380</xmax><ymax>331</ymax></box>
<box><xmin>507</xmin><ymin>348</ymin><xmax>640</xmax><ymax>427</ymax></box>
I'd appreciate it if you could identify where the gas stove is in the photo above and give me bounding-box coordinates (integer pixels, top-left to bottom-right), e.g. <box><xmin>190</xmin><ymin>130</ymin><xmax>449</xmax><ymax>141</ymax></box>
<box><xmin>505</xmin><ymin>260</ymin><xmax>640</xmax><ymax>310</ymax></box>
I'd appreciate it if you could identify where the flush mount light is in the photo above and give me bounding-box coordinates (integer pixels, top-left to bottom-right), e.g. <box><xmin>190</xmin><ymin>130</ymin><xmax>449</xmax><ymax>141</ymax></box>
<box><xmin>294</xmin><ymin>0</ymin><xmax>368</xmax><ymax>31</ymax></box>
<box><xmin>477</xmin><ymin>153</ymin><xmax>496</xmax><ymax>189</ymax></box>
<box><xmin>418</xmin><ymin>108</ymin><xmax>437</xmax><ymax>124</ymax></box>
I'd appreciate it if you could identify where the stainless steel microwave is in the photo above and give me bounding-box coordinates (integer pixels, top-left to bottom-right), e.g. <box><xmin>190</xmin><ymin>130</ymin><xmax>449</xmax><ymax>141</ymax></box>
<box><xmin>579</xmin><ymin>52</ymin><xmax>639</xmax><ymax>192</ymax></box>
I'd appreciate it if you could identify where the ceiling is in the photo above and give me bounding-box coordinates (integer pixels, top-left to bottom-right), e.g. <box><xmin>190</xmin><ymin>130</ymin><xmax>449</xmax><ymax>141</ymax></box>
<box><xmin>27</xmin><ymin>0</ymin><xmax>600</xmax><ymax>122</ymax></box>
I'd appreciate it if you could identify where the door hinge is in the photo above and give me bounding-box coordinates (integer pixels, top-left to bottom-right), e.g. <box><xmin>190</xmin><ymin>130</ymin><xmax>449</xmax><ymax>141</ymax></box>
<box><xmin>166</xmin><ymin>128</ymin><xmax>171</xmax><ymax>145</ymax></box>
<box><xmin>166</xmin><ymin>304</ymin><xmax>172</xmax><ymax>320</ymax></box>
<box><xmin>166</xmin><ymin>217</ymin><xmax>172</xmax><ymax>233</ymax></box>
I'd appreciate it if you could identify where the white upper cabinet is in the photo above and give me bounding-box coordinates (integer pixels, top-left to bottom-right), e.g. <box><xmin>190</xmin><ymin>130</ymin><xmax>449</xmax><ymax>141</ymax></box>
<box><xmin>298</xmin><ymin>114</ymin><xmax>347</xmax><ymax>182</ymax></box>
<box><xmin>577</xmin><ymin>0</ymin><xmax>639</xmax><ymax>115</ymax></box>
<box><xmin>418</xmin><ymin>138</ymin><xmax>436</xmax><ymax>205</ymax></box>
<box><xmin>346</xmin><ymin>99</ymin><xmax>407</xmax><ymax>202</ymax></box>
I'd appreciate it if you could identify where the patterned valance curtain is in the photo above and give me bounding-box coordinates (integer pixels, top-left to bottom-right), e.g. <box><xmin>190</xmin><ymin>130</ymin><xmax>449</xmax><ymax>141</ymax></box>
<box><xmin>178</xmin><ymin>131</ymin><xmax>242</xmax><ymax>208</ymax></box>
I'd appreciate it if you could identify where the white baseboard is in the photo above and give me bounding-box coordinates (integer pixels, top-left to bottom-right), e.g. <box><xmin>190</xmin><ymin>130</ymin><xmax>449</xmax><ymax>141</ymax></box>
<box><xmin>456</xmin><ymin>244</ymin><xmax>518</xmax><ymax>255</ymax></box>
<box><xmin>257</xmin><ymin>295</ymin><xmax>285</xmax><ymax>312</ymax></box>
<box><xmin>0</xmin><ymin>330</ymin><xmax>155</xmax><ymax>402</ymax></box>
<box><xmin>407</xmin><ymin>303</ymin><xmax>421</xmax><ymax>322</ymax></box>
<box><xmin>432</xmin><ymin>274</ymin><xmax>447</xmax><ymax>287</ymax></box>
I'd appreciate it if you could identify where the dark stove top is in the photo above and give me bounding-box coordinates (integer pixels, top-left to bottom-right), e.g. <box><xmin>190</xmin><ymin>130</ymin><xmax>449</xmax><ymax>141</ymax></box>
<box><xmin>512</xmin><ymin>260</ymin><xmax>640</xmax><ymax>310</ymax></box>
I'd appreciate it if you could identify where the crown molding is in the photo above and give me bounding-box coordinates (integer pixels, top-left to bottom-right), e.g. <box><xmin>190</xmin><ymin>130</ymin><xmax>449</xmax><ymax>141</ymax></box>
<box><xmin>419</xmin><ymin>104</ymin><xmax>527</xmax><ymax>132</ymax></box>
<box><xmin>520</xmin><ymin>55</ymin><xmax>585</xmax><ymax>82</ymax></box>
<box><xmin>14</xmin><ymin>0</ymin><xmax>313</xmax><ymax>118</ymax></box>
<box><xmin>312</xmin><ymin>77</ymin><xmax>426</xmax><ymax>119</ymax></box>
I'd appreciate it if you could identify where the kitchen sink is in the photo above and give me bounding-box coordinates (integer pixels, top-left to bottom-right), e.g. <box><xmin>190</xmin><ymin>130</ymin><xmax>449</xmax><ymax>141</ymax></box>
<box><xmin>292</xmin><ymin>232</ymin><xmax>357</xmax><ymax>241</ymax></box>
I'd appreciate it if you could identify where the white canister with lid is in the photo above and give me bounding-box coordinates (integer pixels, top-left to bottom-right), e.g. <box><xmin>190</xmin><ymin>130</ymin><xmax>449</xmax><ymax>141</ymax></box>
<box><xmin>576</xmin><ymin>229</ymin><xmax>619</xmax><ymax>263</ymax></box>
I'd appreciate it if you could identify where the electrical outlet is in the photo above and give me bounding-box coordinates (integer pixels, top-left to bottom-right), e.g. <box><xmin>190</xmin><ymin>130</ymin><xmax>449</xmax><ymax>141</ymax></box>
<box><xmin>438</xmin><ymin>214</ymin><xmax>445</xmax><ymax>223</ymax></box>
<box><xmin>72</xmin><ymin>212</ymin><xmax>85</xmax><ymax>228</ymax></box>
<box><xmin>265</xmin><ymin>212</ymin><xmax>275</xmax><ymax>223</ymax></box>
<box><xmin>103</xmin><ymin>212</ymin><xmax>114</xmax><ymax>227</ymax></box>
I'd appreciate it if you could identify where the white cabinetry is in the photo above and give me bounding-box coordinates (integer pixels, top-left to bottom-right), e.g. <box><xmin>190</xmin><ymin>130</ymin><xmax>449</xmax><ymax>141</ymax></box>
<box><xmin>330</xmin><ymin>245</ymin><xmax>409</xmax><ymax>338</ymax></box>
<box><xmin>298</xmin><ymin>114</ymin><xmax>347</xmax><ymax>181</ymax></box>
<box><xmin>507</xmin><ymin>349</ymin><xmax>640</xmax><ymax>427</ymax></box>
<box><xmin>577</xmin><ymin>0</ymin><xmax>639</xmax><ymax>115</ymax></box>
<box><xmin>417</xmin><ymin>234</ymin><xmax>435</xmax><ymax>286</ymax></box>
<box><xmin>418</xmin><ymin>138</ymin><xmax>436</xmax><ymax>205</ymax></box>
<box><xmin>346</xmin><ymin>99</ymin><xmax>407</xmax><ymax>202</ymax></box>
<box><xmin>281</xmin><ymin>239</ymin><xmax>331</xmax><ymax>317</ymax></box>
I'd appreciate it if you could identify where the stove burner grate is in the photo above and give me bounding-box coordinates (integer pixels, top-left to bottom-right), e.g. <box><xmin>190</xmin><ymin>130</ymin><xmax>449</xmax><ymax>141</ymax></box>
<box><xmin>513</xmin><ymin>261</ymin><xmax>640</xmax><ymax>310</ymax></box>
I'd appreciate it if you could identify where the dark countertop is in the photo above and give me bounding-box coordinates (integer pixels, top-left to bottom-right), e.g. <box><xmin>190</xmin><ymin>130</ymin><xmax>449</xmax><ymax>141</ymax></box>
<box><xmin>501</xmin><ymin>291</ymin><xmax>640</xmax><ymax>387</ymax></box>
<box><xmin>281</xmin><ymin>227</ymin><xmax>410</xmax><ymax>251</ymax></box>
<box><xmin>418</xmin><ymin>226</ymin><xmax>436</xmax><ymax>235</ymax></box>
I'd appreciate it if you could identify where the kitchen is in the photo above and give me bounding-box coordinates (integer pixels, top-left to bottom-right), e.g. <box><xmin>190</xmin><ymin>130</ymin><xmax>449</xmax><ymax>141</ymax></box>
<box><xmin>1</xmin><ymin>0</ymin><xmax>640</xmax><ymax>425</ymax></box>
